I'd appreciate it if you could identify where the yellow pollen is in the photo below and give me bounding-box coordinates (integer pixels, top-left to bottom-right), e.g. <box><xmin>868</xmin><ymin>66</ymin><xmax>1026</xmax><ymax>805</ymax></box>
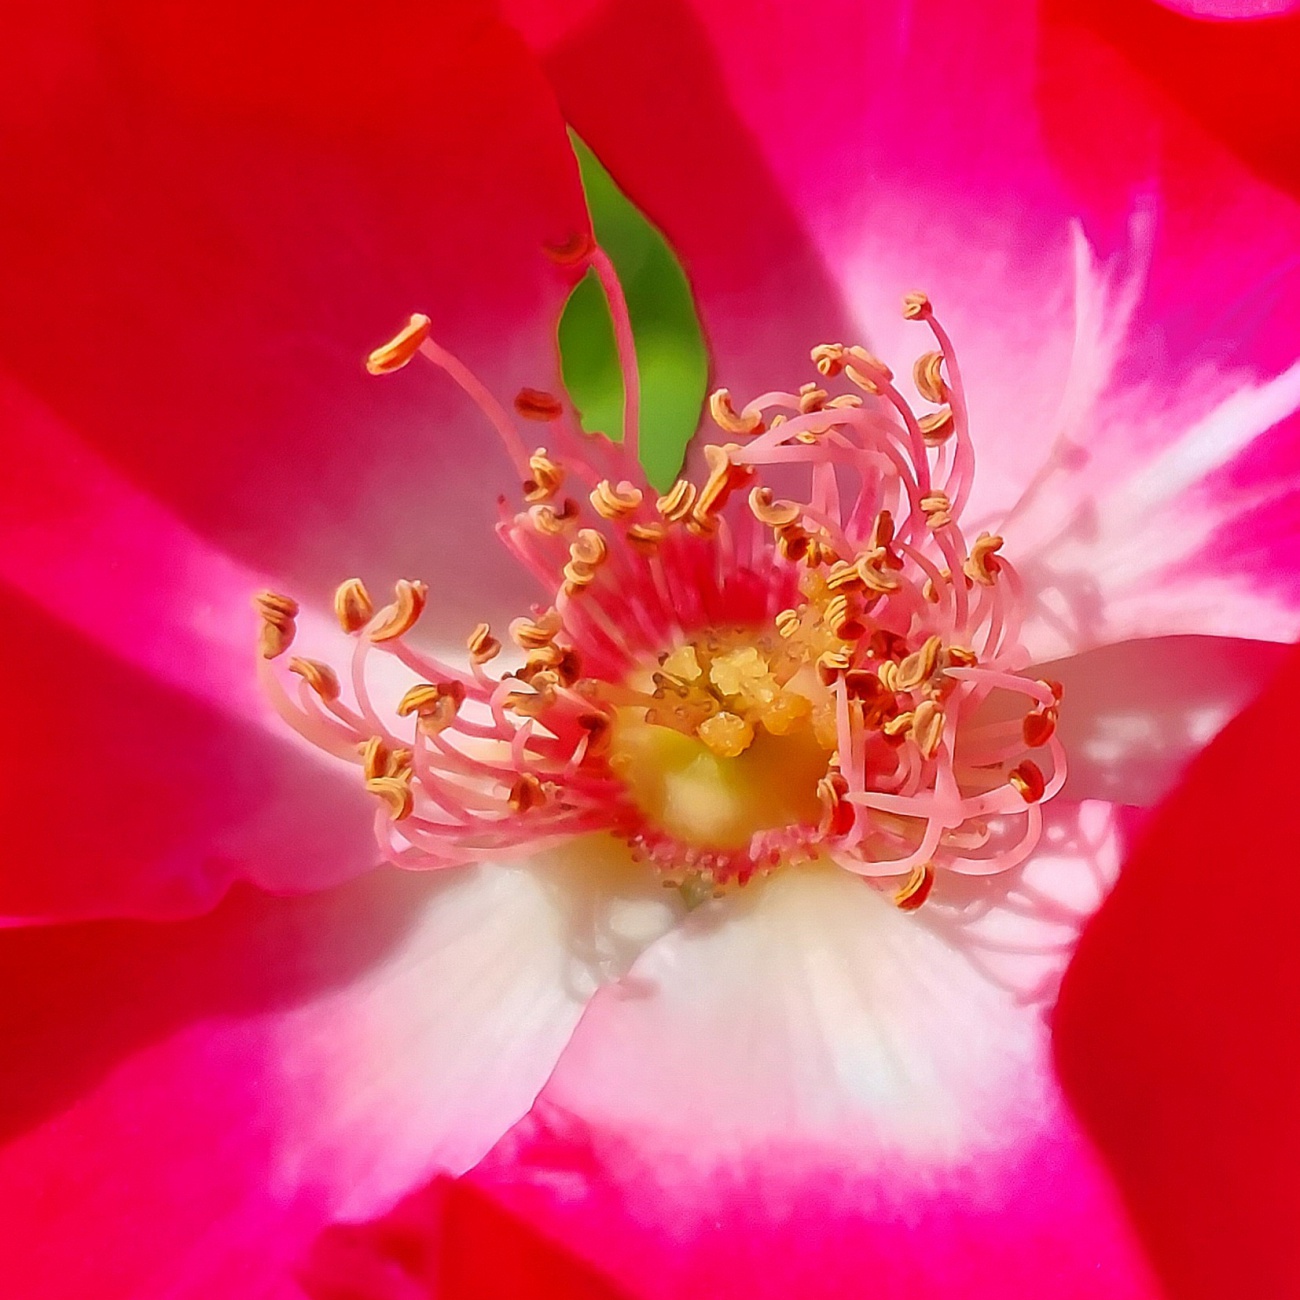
<box><xmin>368</xmin><ymin>579</ymin><xmax>428</xmax><ymax>642</ymax></box>
<box><xmin>334</xmin><ymin>578</ymin><xmax>374</xmax><ymax>633</ymax></box>
<box><xmin>698</xmin><ymin>710</ymin><xmax>755</xmax><ymax>758</ymax></box>
<box><xmin>365</xmin><ymin>313</ymin><xmax>431</xmax><ymax>376</ymax></box>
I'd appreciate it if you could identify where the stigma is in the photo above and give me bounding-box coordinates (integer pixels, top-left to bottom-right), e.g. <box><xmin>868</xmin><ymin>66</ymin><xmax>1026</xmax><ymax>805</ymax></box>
<box><xmin>257</xmin><ymin>270</ymin><xmax>1065</xmax><ymax>908</ymax></box>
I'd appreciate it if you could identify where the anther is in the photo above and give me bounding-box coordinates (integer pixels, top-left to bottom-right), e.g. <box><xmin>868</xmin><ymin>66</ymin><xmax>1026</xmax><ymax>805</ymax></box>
<box><xmin>902</xmin><ymin>291</ymin><xmax>932</xmax><ymax>321</ymax></box>
<box><xmin>514</xmin><ymin>389</ymin><xmax>565</xmax><ymax>422</ymax></box>
<box><xmin>530</xmin><ymin>499</ymin><xmax>579</xmax><ymax>535</ymax></box>
<box><xmin>360</xmin><ymin>735</ymin><xmax>391</xmax><ymax>782</ymax></box>
<box><xmin>896</xmin><ymin>635</ymin><xmax>943</xmax><ymax>693</ymax></box>
<box><xmin>626</xmin><ymin>522</ymin><xmax>667</xmax><ymax>553</ymax></box>
<box><xmin>962</xmin><ymin>533</ymin><xmax>1004</xmax><ymax>586</ymax></box>
<box><xmin>776</xmin><ymin>524</ymin><xmax>809</xmax><ymax>562</ymax></box>
<box><xmin>817</xmin><ymin>771</ymin><xmax>854</xmax><ymax>838</ymax></box>
<box><xmin>253</xmin><ymin>591</ymin><xmax>298</xmax><ymax>660</ymax></box>
<box><xmin>748</xmin><ymin>486</ymin><xmax>802</xmax><ymax>529</ymax></box>
<box><xmin>775</xmin><ymin>608</ymin><xmax>802</xmax><ymax>638</ymax></box>
<box><xmin>523</xmin><ymin>449</ymin><xmax>564</xmax><ymax>502</ymax></box>
<box><xmin>824</xmin><ymin>593</ymin><xmax>864</xmax><ymax>640</ymax></box>
<box><xmin>945</xmin><ymin>645</ymin><xmax>979</xmax><ymax>668</ymax></box>
<box><xmin>288</xmin><ymin>657</ymin><xmax>340</xmax><ymax>701</ymax></box>
<box><xmin>365</xmin><ymin>313</ymin><xmax>431</xmax><ymax>376</ymax></box>
<box><xmin>1009</xmin><ymin>760</ymin><xmax>1047</xmax><ymax>803</ymax></box>
<box><xmin>368</xmin><ymin>579</ymin><xmax>428</xmax><ymax>642</ymax></box>
<box><xmin>709</xmin><ymin>388</ymin><xmax>764</xmax><ymax>436</ymax></box>
<box><xmin>920</xmin><ymin>491</ymin><xmax>953</xmax><ymax>529</ymax></box>
<box><xmin>856</xmin><ymin>550</ymin><xmax>903</xmax><ymax>594</ymax></box>
<box><xmin>508</xmin><ymin>773</ymin><xmax>546</xmax><ymax>813</ymax></box>
<box><xmin>883</xmin><ymin>710</ymin><xmax>914</xmax><ymax>739</ymax></box>
<box><xmin>918</xmin><ymin>407</ymin><xmax>955</xmax><ymax>444</ymax></box>
<box><xmin>397</xmin><ymin>680</ymin><xmax>466</xmax><ymax>733</ymax></box>
<box><xmin>913</xmin><ymin>351</ymin><xmax>948</xmax><ymax>405</ymax></box>
<box><xmin>843</xmin><ymin>346</ymin><xmax>894</xmax><ymax>395</ymax></box>
<box><xmin>694</xmin><ymin>443</ymin><xmax>752</xmax><ymax>521</ymax></box>
<box><xmin>817</xmin><ymin>648</ymin><xmax>852</xmax><ymax>685</ymax></box>
<box><xmin>367</xmin><ymin>773</ymin><xmax>414</xmax><ymax>821</ymax></box>
<box><xmin>1023</xmin><ymin>708</ymin><xmax>1057</xmax><ymax>749</ymax></box>
<box><xmin>509</xmin><ymin>609</ymin><xmax>562</xmax><ymax>650</ymax></box>
<box><xmin>810</xmin><ymin>343</ymin><xmax>847</xmax><ymax>378</ymax></box>
<box><xmin>570</xmin><ymin>528</ymin><xmax>608</xmax><ymax>569</ymax></box>
<box><xmin>656</xmin><ymin>479</ymin><xmax>697</xmax><ymax>523</ymax></box>
<box><xmin>467</xmin><ymin>622</ymin><xmax>501</xmax><ymax>664</ymax></box>
<box><xmin>798</xmin><ymin>383</ymin><xmax>829</xmax><ymax>414</ymax></box>
<box><xmin>892</xmin><ymin>862</ymin><xmax>935</xmax><ymax>911</ymax></box>
<box><xmin>825</xmin><ymin>560</ymin><xmax>865</xmax><ymax>593</ymax></box>
<box><xmin>334</xmin><ymin>578</ymin><xmax>374</xmax><ymax>633</ymax></box>
<box><xmin>590</xmin><ymin>479</ymin><xmax>644</xmax><ymax>520</ymax></box>
<box><xmin>911</xmin><ymin>699</ymin><xmax>945</xmax><ymax>758</ymax></box>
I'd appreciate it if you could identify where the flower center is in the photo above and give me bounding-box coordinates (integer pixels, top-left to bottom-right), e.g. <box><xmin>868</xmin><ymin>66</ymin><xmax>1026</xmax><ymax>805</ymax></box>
<box><xmin>607</xmin><ymin>628</ymin><xmax>832</xmax><ymax>855</ymax></box>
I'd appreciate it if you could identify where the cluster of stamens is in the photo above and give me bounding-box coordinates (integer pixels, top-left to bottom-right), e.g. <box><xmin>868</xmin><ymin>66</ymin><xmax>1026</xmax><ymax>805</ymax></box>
<box><xmin>257</xmin><ymin>266</ymin><xmax>1064</xmax><ymax>907</ymax></box>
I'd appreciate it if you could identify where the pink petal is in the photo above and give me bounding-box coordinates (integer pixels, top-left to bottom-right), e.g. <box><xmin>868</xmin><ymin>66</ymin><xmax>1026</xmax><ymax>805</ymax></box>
<box><xmin>1055</xmin><ymin>639</ymin><xmax>1300</xmax><ymax>1300</ymax></box>
<box><xmin>0</xmin><ymin>854</ymin><xmax>673</xmax><ymax>1298</ymax></box>
<box><xmin>0</xmin><ymin>393</ymin><xmax>381</xmax><ymax>921</ymax></box>
<box><xmin>1040</xmin><ymin>634</ymin><xmax>1291</xmax><ymax>806</ymax></box>
<box><xmin>439</xmin><ymin>812</ymin><xmax>1160</xmax><ymax>1299</ymax></box>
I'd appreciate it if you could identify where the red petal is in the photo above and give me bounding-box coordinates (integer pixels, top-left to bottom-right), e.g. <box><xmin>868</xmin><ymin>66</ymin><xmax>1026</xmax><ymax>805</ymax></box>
<box><xmin>1055</xmin><ymin>641</ymin><xmax>1300</xmax><ymax>1299</ymax></box>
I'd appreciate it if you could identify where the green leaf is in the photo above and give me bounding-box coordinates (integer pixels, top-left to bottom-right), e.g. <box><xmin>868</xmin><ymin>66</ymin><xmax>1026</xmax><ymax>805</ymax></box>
<box><xmin>558</xmin><ymin>133</ymin><xmax>709</xmax><ymax>492</ymax></box>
